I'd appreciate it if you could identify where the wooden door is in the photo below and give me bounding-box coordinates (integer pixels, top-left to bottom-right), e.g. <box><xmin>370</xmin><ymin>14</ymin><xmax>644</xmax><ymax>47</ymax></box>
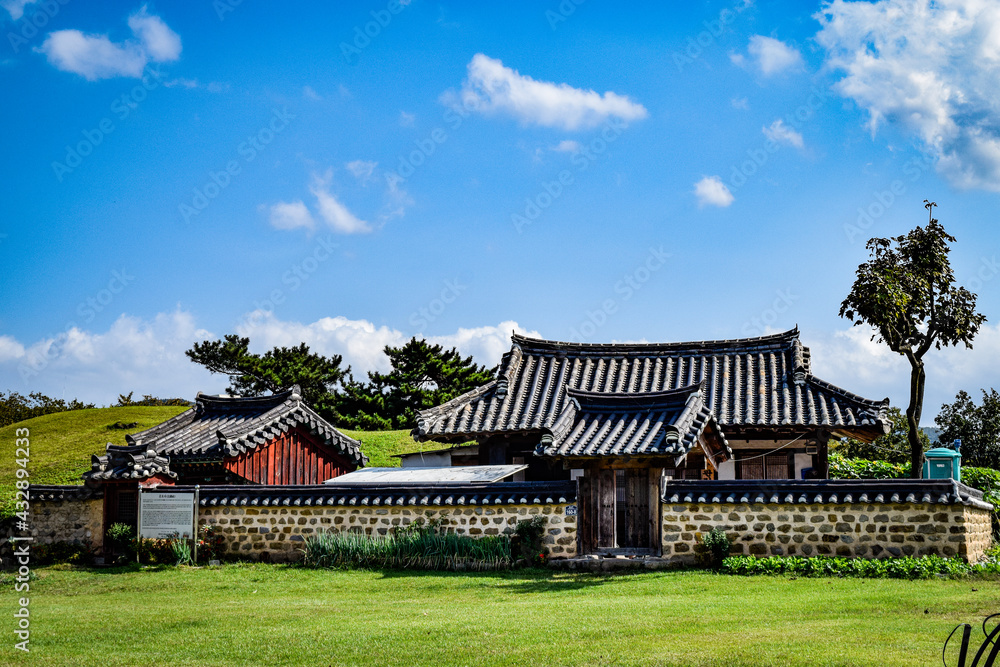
<box><xmin>597</xmin><ymin>469</ymin><xmax>616</xmax><ymax>548</ymax></box>
<box><xmin>625</xmin><ymin>469</ymin><xmax>650</xmax><ymax>549</ymax></box>
<box><xmin>577</xmin><ymin>475</ymin><xmax>596</xmax><ymax>555</ymax></box>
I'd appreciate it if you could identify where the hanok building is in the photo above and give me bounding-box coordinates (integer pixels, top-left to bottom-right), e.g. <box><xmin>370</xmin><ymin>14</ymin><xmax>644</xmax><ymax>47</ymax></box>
<box><xmin>85</xmin><ymin>385</ymin><xmax>366</xmax><ymax>535</ymax></box>
<box><xmin>413</xmin><ymin>329</ymin><xmax>890</xmax><ymax>554</ymax></box>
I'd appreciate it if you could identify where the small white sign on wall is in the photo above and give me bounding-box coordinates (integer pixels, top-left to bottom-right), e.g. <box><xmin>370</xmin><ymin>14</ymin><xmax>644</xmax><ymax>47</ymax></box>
<box><xmin>139</xmin><ymin>491</ymin><xmax>196</xmax><ymax>539</ymax></box>
<box><xmin>565</xmin><ymin>504</ymin><xmax>578</xmax><ymax>517</ymax></box>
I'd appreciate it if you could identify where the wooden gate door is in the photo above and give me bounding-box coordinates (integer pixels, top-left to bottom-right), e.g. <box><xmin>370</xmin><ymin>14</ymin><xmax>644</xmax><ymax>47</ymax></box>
<box><xmin>577</xmin><ymin>475</ymin><xmax>596</xmax><ymax>555</ymax></box>
<box><xmin>597</xmin><ymin>469</ymin><xmax>616</xmax><ymax>548</ymax></box>
<box><xmin>625</xmin><ymin>469</ymin><xmax>650</xmax><ymax>549</ymax></box>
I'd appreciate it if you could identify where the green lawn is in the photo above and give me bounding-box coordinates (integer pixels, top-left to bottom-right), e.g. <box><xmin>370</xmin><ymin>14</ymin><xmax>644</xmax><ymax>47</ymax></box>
<box><xmin>2</xmin><ymin>565</ymin><xmax>996</xmax><ymax>666</ymax></box>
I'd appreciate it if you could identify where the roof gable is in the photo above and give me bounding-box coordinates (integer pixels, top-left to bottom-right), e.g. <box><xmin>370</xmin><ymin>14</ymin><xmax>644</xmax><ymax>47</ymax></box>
<box><xmin>415</xmin><ymin>328</ymin><xmax>889</xmax><ymax>442</ymax></box>
<box><xmin>86</xmin><ymin>386</ymin><xmax>366</xmax><ymax>482</ymax></box>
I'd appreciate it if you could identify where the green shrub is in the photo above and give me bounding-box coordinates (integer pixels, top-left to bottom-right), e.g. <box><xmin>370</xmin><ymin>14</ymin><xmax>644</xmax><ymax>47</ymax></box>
<box><xmin>32</xmin><ymin>540</ymin><xmax>96</xmax><ymax>566</ymax></box>
<box><xmin>828</xmin><ymin>453</ymin><xmax>910</xmax><ymax>479</ymax></box>
<box><xmin>301</xmin><ymin>520</ymin><xmax>513</xmax><ymax>571</ymax></box>
<box><xmin>171</xmin><ymin>538</ymin><xmax>193</xmax><ymax>566</ymax></box>
<box><xmin>702</xmin><ymin>528</ymin><xmax>731</xmax><ymax>568</ymax></box>
<box><xmin>137</xmin><ymin>537</ymin><xmax>176</xmax><ymax>565</ymax></box>
<box><xmin>513</xmin><ymin>516</ymin><xmax>547</xmax><ymax>565</ymax></box>
<box><xmin>197</xmin><ymin>525</ymin><xmax>225</xmax><ymax>563</ymax></box>
<box><xmin>720</xmin><ymin>554</ymin><xmax>1000</xmax><ymax>579</ymax></box>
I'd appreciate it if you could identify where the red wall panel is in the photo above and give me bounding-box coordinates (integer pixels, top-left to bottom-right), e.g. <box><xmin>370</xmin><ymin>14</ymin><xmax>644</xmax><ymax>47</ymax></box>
<box><xmin>223</xmin><ymin>425</ymin><xmax>352</xmax><ymax>485</ymax></box>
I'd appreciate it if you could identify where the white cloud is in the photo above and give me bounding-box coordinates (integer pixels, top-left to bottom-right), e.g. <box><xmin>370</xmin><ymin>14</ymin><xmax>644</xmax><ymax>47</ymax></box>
<box><xmin>268</xmin><ymin>200</ymin><xmax>315</xmax><ymax>231</ymax></box>
<box><xmin>346</xmin><ymin>159</ymin><xmax>377</xmax><ymax>184</ymax></box>
<box><xmin>127</xmin><ymin>6</ymin><xmax>181</xmax><ymax>62</ymax></box>
<box><xmin>693</xmin><ymin>175</ymin><xmax>735</xmax><ymax>207</ymax></box>
<box><xmin>0</xmin><ymin>335</ymin><xmax>25</xmax><ymax>362</ymax></box>
<box><xmin>0</xmin><ymin>311</ymin><xmax>538</xmax><ymax>405</ymax></box>
<box><xmin>39</xmin><ymin>31</ymin><xmax>147</xmax><ymax>80</ymax></box>
<box><xmin>1</xmin><ymin>0</ymin><xmax>35</xmax><ymax>20</ymax></box>
<box><xmin>38</xmin><ymin>6</ymin><xmax>181</xmax><ymax>80</ymax></box>
<box><xmin>399</xmin><ymin>111</ymin><xmax>415</xmax><ymax>126</ymax></box>
<box><xmin>303</xmin><ymin>85</ymin><xmax>321</xmax><ymax>101</ymax></box>
<box><xmin>731</xmin><ymin>97</ymin><xmax>750</xmax><ymax>110</ymax></box>
<box><xmin>762</xmin><ymin>118</ymin><xmax>804</xmax><ymax>148</ymax></box>
<box><xmin>551</xmin><ymin>139</ymin><xmax>582</xmax><ymax>153</ymax></box>
<box><xmin>809</xmin><ymin>323</ymin><xmax>1000</xmax><ymax>426</ymax></box>
<box><xmin>745</xmin><ymin>35</ymin><xmax>803</xmax><ymax>75</ymax></box>
<box><xmin>309</xmin><ymin>170</ymin><xmax>372</xmax><ymax>234</ymax></box>
<box><xmin>0</xmin><ymin>311</ymin><xmax>216</xmax><ymax>404</ymax></box>
<box><xmin>816</xmin><ymin>0</ymin><xmax>1000</xmax><ymax>191</ymax></box>
<box><xmin>450</xmin><ymin>53</ymin><xmax>648</xmax><ymax>131</ymax></box>
<box><xmin>236</xmin><ymin>311</ymin><xmax>538</xmax><ymax>377</ymax></box>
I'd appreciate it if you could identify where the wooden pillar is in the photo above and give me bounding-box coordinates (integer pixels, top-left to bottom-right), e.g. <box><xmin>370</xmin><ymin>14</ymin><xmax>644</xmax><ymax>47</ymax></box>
<box><xmin>813</xmin><ymin>429</ymin><xmax>831</xmax><ymax>479</ymax></box>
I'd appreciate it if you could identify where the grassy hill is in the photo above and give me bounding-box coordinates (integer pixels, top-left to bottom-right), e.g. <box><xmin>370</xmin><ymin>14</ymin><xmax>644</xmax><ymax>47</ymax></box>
<box><xmin>0</xmin><ymin>406</ymin><xmax>190</xmax><ymax>488</ymax></box>
<box><xmin>0</xmin><ymin>407</ymin><xmax>446</xmax><ymax>491</ymax></box>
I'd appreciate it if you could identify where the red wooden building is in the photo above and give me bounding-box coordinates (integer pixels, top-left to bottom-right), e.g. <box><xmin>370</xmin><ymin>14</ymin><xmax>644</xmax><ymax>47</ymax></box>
<box><xmin>85</xmin><ymin>386</ymin><xmax>367</xmax><ymax>534</ymax></box>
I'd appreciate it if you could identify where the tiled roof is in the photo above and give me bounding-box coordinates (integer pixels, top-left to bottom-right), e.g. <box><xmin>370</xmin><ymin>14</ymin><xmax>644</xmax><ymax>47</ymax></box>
<box><xmin>86</xmin><ymin>444</ymin><xmax>176</xmax><ymax>482</ymax></box>
<box><xmin>415</xmin><ymin>328</ymin><xmax>889</xmax><ymax>442</ymax></box>
<box><xmin>536</xmin><ymin>383</ymin><xmax>730</xmax><ymax>460</ymax></box>
<box><xmin>661</xmin><ymin>479</ymin><xmax>993</xmax><ymax>510</ymax></box>
<box><xmin>85</xmin><ymin>386</ymin><xmax>366</xmax><ymax>481</ymax></box>
<box><xmin>177</xmin><ymin>481</ymin><xmax>577</xmax><ymax>507</ymax></box>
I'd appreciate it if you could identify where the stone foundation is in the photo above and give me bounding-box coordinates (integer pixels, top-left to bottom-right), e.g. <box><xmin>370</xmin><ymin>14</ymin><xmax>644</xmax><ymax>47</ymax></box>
<box><xmin>662</xmin><ymin>501</ymin><xmax>994</xmax><ymax>564</ymax></box>
<box><xmin>198</xmin><ymin>502</ymin><xmax>577</xmax><ymax>562</ymax></box>
<box><xmin>31</xmin><ymin>498</ymin><xmax>104</xmax><ymax>551</ymax></box>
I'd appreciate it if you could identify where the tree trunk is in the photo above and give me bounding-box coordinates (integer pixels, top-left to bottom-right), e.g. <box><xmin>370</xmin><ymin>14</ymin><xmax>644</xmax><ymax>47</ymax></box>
<box><xmin>905</xmin><ymin>355</ymin><xmax>926</xmax><ymax>479</ymax></box>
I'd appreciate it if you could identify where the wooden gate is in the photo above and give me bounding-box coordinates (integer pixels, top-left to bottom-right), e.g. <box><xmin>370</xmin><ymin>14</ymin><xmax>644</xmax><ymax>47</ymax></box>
<box><xmin>577</xmin><ymin>467</ymin><xmax>661</xmax><ymax>555</ymax></box>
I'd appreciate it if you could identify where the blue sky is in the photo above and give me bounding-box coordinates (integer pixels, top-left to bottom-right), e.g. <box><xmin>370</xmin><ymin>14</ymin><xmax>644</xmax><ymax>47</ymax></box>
<box><xmin>2</xmin><ymin>0</ymin><xmax>999</xmax><ymax>422</ymax></box>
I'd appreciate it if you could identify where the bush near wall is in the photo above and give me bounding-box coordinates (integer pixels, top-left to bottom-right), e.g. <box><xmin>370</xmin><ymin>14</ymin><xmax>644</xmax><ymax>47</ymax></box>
<box><xmin>721</xmin><ymin>554</ymin><xmax>1000</xmax><ymax>579</ymax></box>
<box><xmin>828</xmin><ymin>453</ymin><xmax>910</xmax><ymax>479</ymax></box>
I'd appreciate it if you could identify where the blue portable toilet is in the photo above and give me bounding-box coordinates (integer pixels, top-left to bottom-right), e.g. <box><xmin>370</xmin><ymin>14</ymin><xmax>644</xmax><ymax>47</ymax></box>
<box><xmin>922</xmin><ymin>440</ymin><xmax>962</xmax><ymax>482</ymax></box>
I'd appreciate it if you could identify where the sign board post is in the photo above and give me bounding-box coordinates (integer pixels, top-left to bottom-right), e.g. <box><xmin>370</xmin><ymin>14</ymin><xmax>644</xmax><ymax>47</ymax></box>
<box><xmin>139</xmin><ymin>488</ymin><xmax>198</xmax><ymax>564</ymax></box>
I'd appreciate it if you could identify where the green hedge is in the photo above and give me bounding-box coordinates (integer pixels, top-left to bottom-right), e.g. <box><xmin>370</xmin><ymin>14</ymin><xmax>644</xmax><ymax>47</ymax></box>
<box><xmin>828</xmin><ymin>453</ymin><xmax>910</xmax><ymax>479</ymax></box>
<box><xmin>721</xmin><ymin>554</ymin><xmax>1000</xmax><ymax>579</ymax></box>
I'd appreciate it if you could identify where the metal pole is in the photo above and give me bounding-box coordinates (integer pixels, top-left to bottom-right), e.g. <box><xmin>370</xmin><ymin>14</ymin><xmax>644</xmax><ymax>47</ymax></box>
<box><xmin>192</xmin><ymin>485</ymin><xmax>200</xmax><ymax>565</ymax></box>
<box><xmin>136</xmin><ymin>486</ymin><xmax>142</xmax><ymax>564</ymax></box>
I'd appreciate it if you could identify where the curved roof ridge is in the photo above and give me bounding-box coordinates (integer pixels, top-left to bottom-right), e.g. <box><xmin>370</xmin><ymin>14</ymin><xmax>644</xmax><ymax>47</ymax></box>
<box><xmin>804</xmin><ymin>374</ymin><xmax>889</xmax><ymax>410</ymax></box>
<box><xmin>197</xmin><ymin>385</ymin><xmax>299</xmax><ymax>411</ymax></box>
<box><xmin>510</xmin><ymin>327</ymin><xmax>800</xmax><ymax>355</ymax></box>
<box><xmin>566</xmin><ymin>382</ymin><xmax>703</xmax><ymax>409</ymax></box>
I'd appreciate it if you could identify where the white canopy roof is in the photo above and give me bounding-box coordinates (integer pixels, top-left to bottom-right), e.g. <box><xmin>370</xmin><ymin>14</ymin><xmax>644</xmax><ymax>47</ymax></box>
<box><xmin>323</xmin><ymin>464</ymin><xmax>527</xmax><ymax>485</ymax></box>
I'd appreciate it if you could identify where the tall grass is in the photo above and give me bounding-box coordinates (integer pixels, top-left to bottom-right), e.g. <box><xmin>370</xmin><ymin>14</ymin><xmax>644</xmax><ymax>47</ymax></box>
<box><xmin>301</xmin><ymin>521</ymin><xmax>513</xmax><ymax>571</ymax></box>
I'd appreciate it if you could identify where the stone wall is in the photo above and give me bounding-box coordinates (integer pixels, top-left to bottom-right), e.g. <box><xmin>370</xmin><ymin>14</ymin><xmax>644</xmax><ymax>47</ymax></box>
<box><xmin>662</xmin><ymin>500</ymin><xmax>994</xmax><ymax>564</ymax></box>
<box><xmin>198</xmin><ymin>502</ymin><xmax>577</xmax><ymax>562</ymax></box>
<box><xmin>31</xmin><ymin>498</ymin><xmax>104</xmax><ymax>550</ymax></box>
